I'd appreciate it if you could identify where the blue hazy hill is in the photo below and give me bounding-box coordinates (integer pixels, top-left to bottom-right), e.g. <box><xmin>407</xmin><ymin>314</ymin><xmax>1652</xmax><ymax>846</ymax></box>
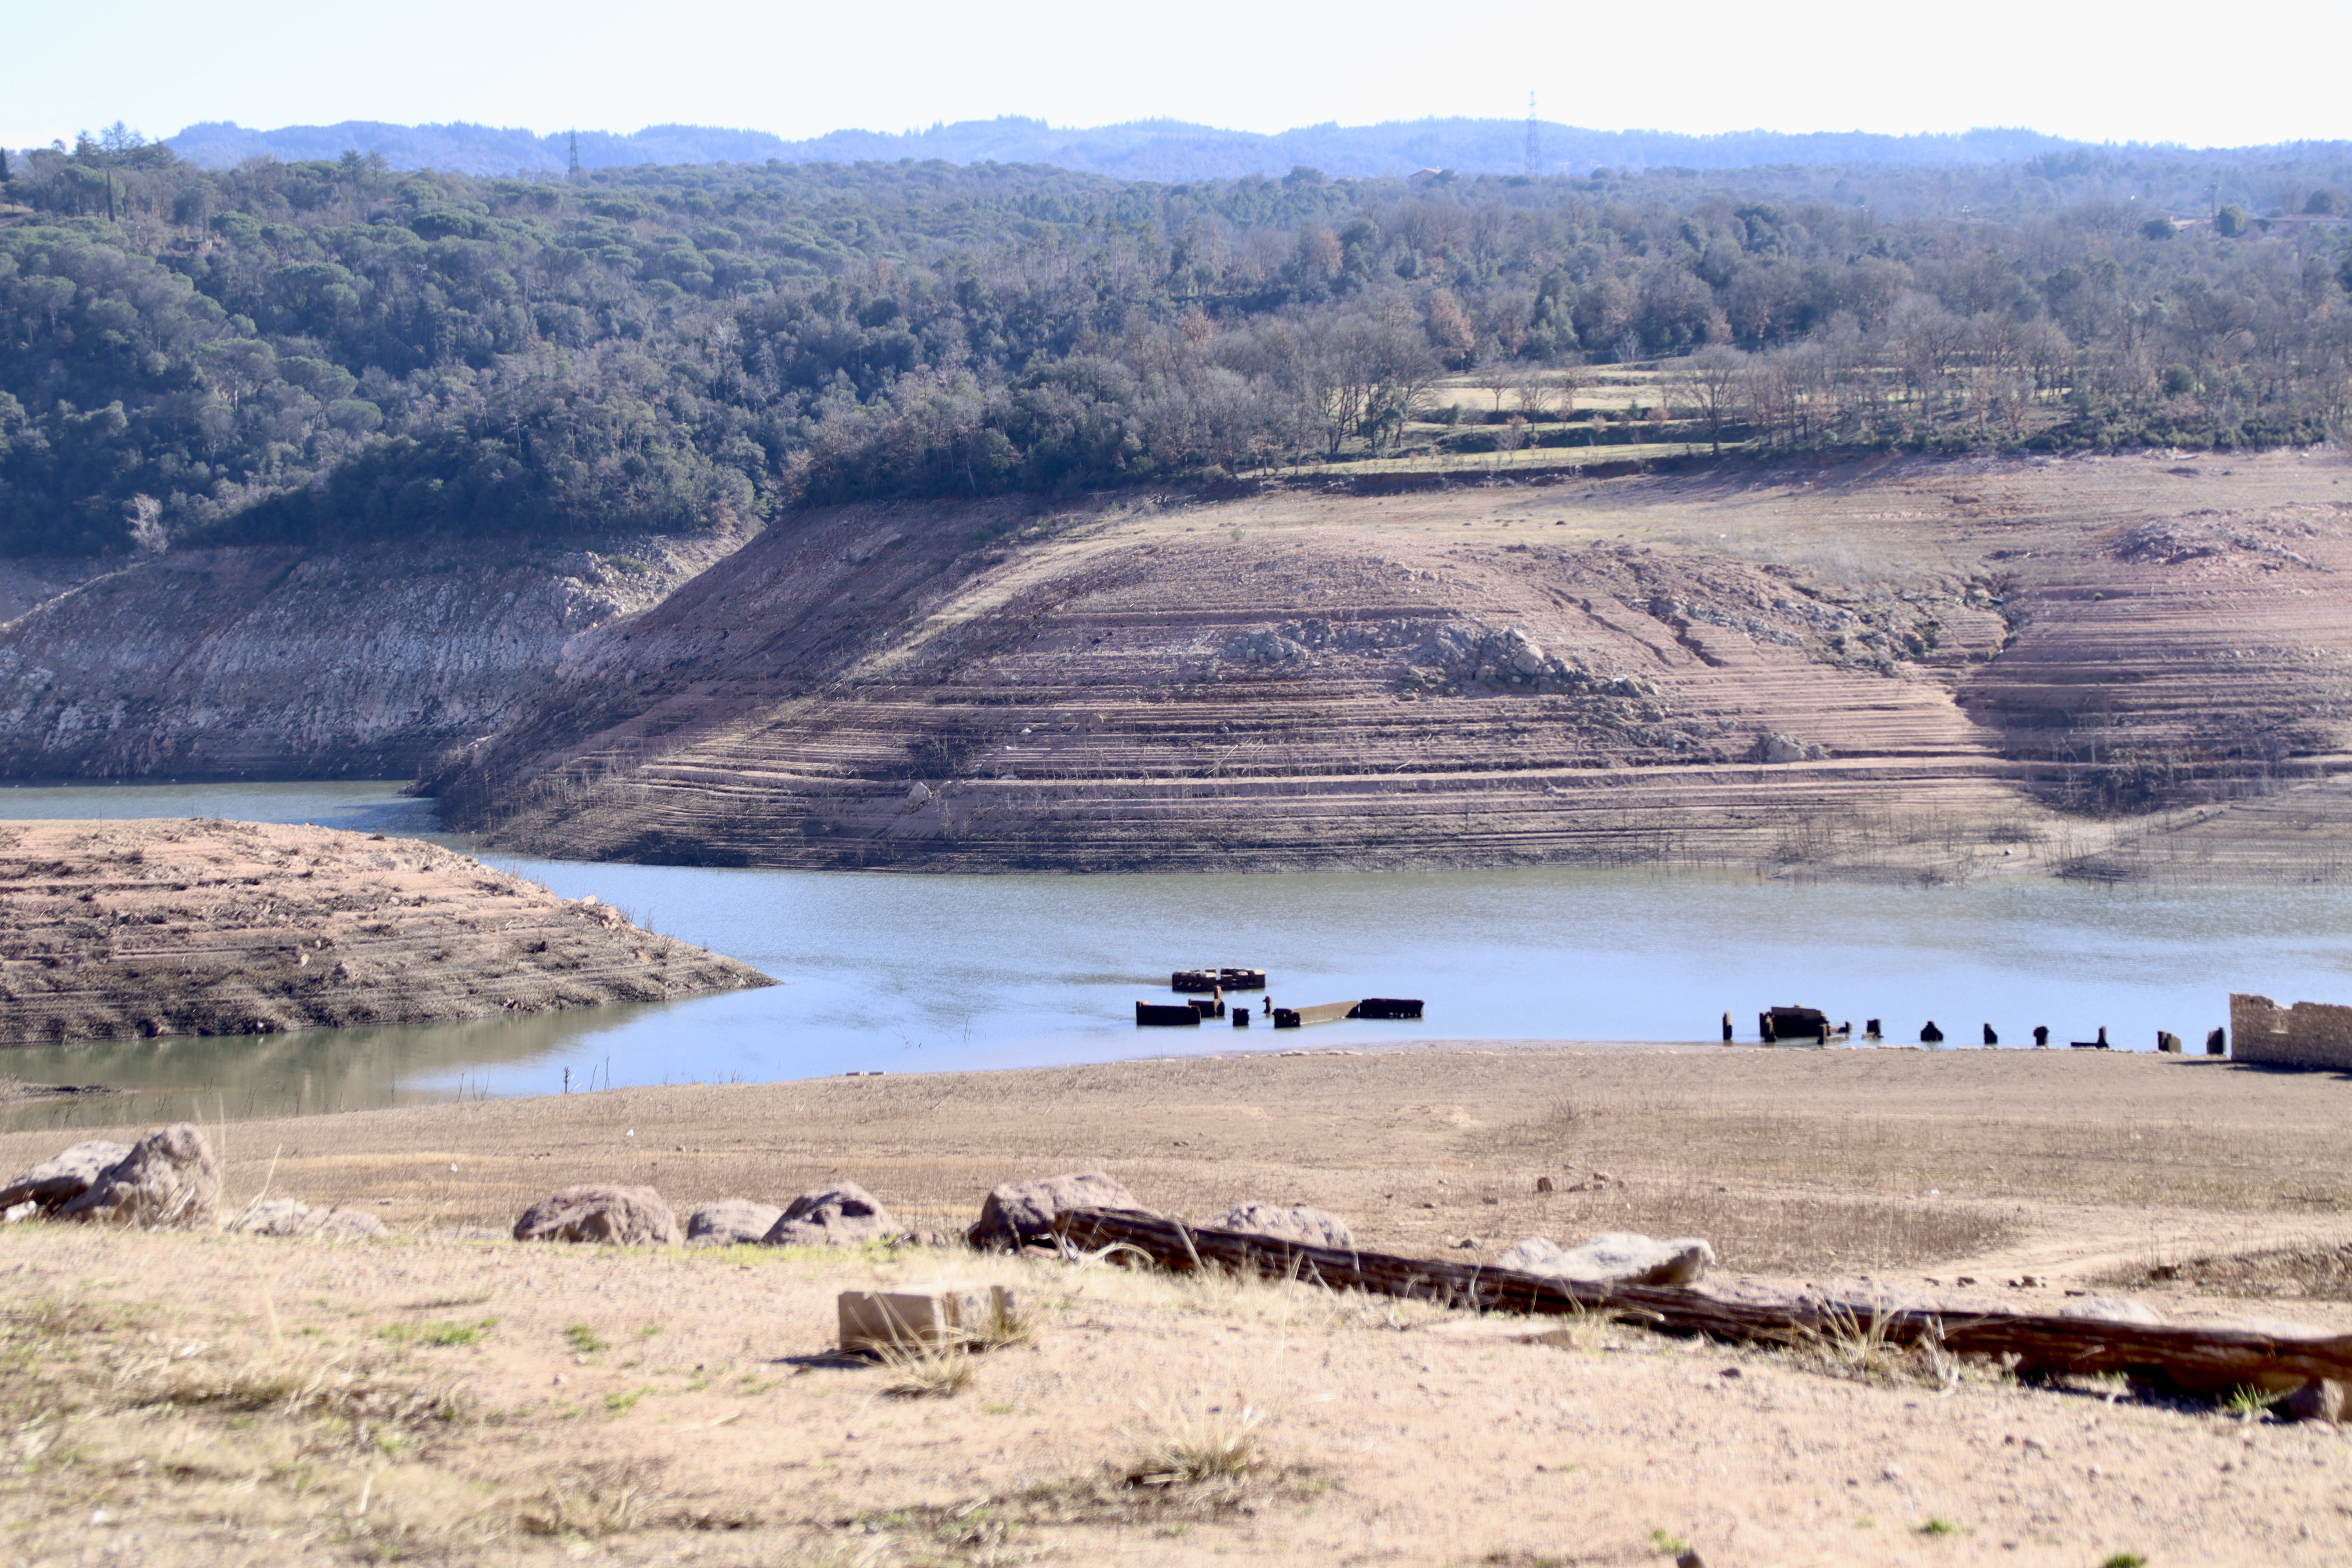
<box><xmin>165</xmin><ymin>115</ymin><xmax>2088</xmax><ymax>179</ymax></box>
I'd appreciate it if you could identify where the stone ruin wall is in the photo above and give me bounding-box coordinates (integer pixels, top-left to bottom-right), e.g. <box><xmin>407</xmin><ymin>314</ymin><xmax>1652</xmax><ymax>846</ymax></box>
<box><xmin>2229</xmin><ymin>993</ymin><xmax>2352</xmax><ymax>1071</ymax></box>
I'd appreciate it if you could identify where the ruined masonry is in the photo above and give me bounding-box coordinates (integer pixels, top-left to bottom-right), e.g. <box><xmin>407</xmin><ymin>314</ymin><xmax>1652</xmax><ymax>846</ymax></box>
<box><xmin>2229</xmin><ymin>993</ymin><xmax>2352</xmax><ymax>1071</ymax></box>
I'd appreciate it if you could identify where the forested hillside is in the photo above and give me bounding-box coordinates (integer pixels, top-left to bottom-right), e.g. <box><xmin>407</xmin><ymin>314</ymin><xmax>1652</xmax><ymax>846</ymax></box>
<box><xmin>3</xmin><ymin>128</ymin><xmax>2349</xmax><ymax>558</ymax></box>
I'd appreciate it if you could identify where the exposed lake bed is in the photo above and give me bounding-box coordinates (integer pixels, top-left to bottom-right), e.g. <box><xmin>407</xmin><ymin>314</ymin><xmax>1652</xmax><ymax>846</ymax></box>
<box><xmin>4</xmin><ymin>779</ymin><xmax>2348</xmax><ymax>1123</ymax></box>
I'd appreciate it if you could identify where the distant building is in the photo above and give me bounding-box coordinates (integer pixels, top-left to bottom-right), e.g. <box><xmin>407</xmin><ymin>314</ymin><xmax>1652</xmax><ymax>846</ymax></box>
<box><xmin>2230</xmin><ymin>993</ymin><xmax>2352</xmax><ymax>1070</ymax></box>
<box><xmin>1407</xmin><ymin>168</ymin><xmax>1446</xmax><ymax>189</ymax></box>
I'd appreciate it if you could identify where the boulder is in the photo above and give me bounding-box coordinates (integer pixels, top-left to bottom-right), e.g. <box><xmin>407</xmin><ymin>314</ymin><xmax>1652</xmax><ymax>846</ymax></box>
<box><xmin>969</xmin><ymin>1171</ymin><xmax>1154</xmax><ymax>1249</ymax></box>
<box><xmin>1209</xmin><ymin>1203</ymin><xmax>1354</xmax><ymax>1249</ymax></box>
<box><xmin>226</xmin><ymin>1198</ymin><xmax>388</xmax><ymax>1239</ymax></box>
<box><xmin>55</xmin><ymin>1125</ymin><xmax>220</xmax><ymax>1229</ymax></box>
<box><xmin>1495</xmin><ymin>1231</ymin><xmax>1715</xmax><ymax>1287</ymax></box>
<box><xmin>686</xmin><ymin>1198</ymin><xmax>785</xmax><ymax>1245</ymax></box>
<box><xmin>1753</xmin><ymin>731</ymin><xmax>1826</xmax><ymax>765</ymax></box>
<box><xmin>0</xmin><ymin>1140</ymin><xmax>131</xmax><ymax>1216</ymax></box>
<box><xmin>762</xmin><ymin>1181</ymin><xmax>897</xmax><ymax>1246</ymax></box>
<box><xmin>513</xmin><ymin>1184</ymin><xmax>678</xmax><ymax>1246</ymax></box>
<box><xmin>2286</xmin><ymin>1378</ymin><xmax>2345</xmax><ymax>1425</ymax></box>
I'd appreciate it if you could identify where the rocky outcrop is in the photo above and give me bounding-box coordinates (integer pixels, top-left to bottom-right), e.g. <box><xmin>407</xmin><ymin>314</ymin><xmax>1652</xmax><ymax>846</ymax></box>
<box><xmin>1209</xmin><ymin>1203</ymin><xmax>1355</xmax><ymax>1249</ymax></box>
<box><xmin>686</xmin><ymin>1198</ymin><xmax>785</xmax><ymax>1245</ymax></box>
<box><xmin>1495</xmin><ymin>1231</ymin><xmax>1715</xmax><ymax>1287</ymax></box>
<box><xmin>764</xmin><ymin>1181</ymin><xmax>898</xmax><ymax>1246</ymax></box>
<box><xmin>970</xmin><ymin>1171</ymin><xmax>1153</xmax><ymax>1249</ymax></box>
<box><xmin>514</xmin><ymin>1185</ymin><xmax>679</xmax><ymax>1245</ymax></box>
<box><xmin>0</xmin><ymin>818</ymin><xmax>773</xmax><ymax>1045</ymax></box>
<box><xmin>0</xmin><ymin>527</ymin><xmax>750</xmax><ymax>781</ymax></box>
<box><xmin>0</xmin><ymin>1140</ymin><xmax>130</xmax><ymax>1216</ymax></box>
<box><xmin>56</xmin><ymin>1123</ymin><xmax>221</xmax><ymax>1229</ymax></box>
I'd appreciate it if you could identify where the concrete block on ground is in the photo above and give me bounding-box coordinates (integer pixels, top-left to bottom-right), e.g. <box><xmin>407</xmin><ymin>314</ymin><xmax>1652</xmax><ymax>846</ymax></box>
<box><xmin>838</xmin><ymin>1284</ymin><xmax>1016</xmax><ymax>1352</ymax></box>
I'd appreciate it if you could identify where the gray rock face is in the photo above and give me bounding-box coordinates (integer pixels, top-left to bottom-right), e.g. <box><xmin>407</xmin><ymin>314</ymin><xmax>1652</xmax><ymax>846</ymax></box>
<box><xmin>2286</xmin><ymin>1378</ymin><xmax>2346</xmax><ymax>1424</ymax></box>
<box><xmin>1209</xmin><ymin>1203</ymin><xmax>1355</xmax><ymax>1249</ymax></box>
<box><xmin>513</xmin><ymin>1184</ymin><xmax>679</xmax><ymax>1246</ymax></box>
<box><xmin>0</xmin><ymin>529</ymin><xmax>751</xmax><ymax>781</ymax></box>
<box><xmin>1495</xmin><ymin>1231</ymin><xmax>1715</xmax><ymax>1287</ymax></box>
<box><xmin>1753</xmin><ymin>731</ymin><xmax>1827</xmax><ymax>765</ymax></box>
<box><xmin>0</xmin><ymin>1140</ymin><xmax>131</xmax><ymax>1216</ymax></box>
<box><xmin>764</xmin><ymin>1181</ymin><xmax>897</xmax><ymax>1246</ymax></box>
<box><xmin>969</xmin><ymin>1171</ymin><xmax>1154</xmax><ymax>1249</ymax></box>
<box><xmin>686</xmin><ymin>1198</ymin><xmax>785</xmax><ymax>1245</ymax></box>
<box><xmin>55</xmin><ymin>1125</ymin><xmax>220</xmax><ymax>1229</ymax></box>
<box><xmin>226</xmin><ymin>1198</ymin><xmax>388</xmax><ymax>1239</ymax></box>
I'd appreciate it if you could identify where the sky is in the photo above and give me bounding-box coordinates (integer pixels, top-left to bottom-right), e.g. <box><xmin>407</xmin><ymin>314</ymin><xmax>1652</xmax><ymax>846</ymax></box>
<box><xmin>6</xmin><ymin>0</ymin><xmax>2345</xmax><ymax>153</ymax></box>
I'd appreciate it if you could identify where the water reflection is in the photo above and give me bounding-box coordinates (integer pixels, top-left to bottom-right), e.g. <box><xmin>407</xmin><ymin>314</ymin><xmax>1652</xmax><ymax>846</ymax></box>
<box><xmin>5</xmin><ymin>781</ymin><xmax>2352</xmax><ymax>1124</ymax></box>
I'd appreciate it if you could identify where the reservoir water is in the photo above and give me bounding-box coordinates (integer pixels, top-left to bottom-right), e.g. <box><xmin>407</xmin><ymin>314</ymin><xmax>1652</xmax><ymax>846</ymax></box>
<box><xmin>5</xmin><ymin>779</ymin><xmax>2348</xmax><ymax>1127</ymax></box>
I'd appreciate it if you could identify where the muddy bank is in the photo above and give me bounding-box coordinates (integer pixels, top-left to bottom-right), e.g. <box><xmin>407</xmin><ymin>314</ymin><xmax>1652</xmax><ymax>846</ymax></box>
<box><xmin>0</xmin><ymin>818</ymin><xmax>771</xmax><ymax>1046</ymax></box>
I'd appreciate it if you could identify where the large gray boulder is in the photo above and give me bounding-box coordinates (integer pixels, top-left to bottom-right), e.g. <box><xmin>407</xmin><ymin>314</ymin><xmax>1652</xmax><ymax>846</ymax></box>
<box><xmin>227</xmin><ymin>1198</ymin><xmax>388</xmax><ymax>1240</ymax></box>
<box><xmin>513</xmin><ymin>1184</ymin><xmax>678</xmax><ymax>1246</ymax></box>
<box><xmin>0</xmin><ymin>1140</ymin><xmax>131</xmax><ymax>1216</ymax></box>
<box><xmin>56</xmin><ymin>1125</ymin><xmax>220</xmax><ymax>1229</ymax></box>
<box><xmin>1495</xmin><ymin>1231</ymin><xmax>1715</xmax><ymax>1287</ymax></box>
<box><xmin>1209</xmin><ymin>1203</ymin><xmax>1355</xmax><ymax>1249</ymax></box>
<box><xmin>686</xmin><ymin>1198</ymin><xmax>785</xmax><ymax>1245</ymax></box>
<box><xmin>763</xmin><ymin>1181</ymin><xmax>897</xmax><ymax>1247</ymax></box>
<box><xmin>969</xmin><ymin>1170</ymin><xmax>1154</xmax><ymax>1249</ymax></box>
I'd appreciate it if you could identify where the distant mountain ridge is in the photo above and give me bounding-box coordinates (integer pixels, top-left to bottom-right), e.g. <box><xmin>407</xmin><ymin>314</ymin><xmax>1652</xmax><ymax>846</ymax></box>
<box><xmin>165</xmin><ymin>115</ymin><xmax>2094</xmax><ymax>179</ymax></box>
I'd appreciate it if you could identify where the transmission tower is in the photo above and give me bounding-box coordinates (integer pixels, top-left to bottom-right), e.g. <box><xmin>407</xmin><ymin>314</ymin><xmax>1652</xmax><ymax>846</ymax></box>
<box><xmin>567</xmin><ymin>129</ymin><xmax>583</xmax><ymax>184</ymax></box>
<box><xmin>1524</xmin><ymin>92</ymin><xmax>1540</xmax><ymax>176</ymax></box>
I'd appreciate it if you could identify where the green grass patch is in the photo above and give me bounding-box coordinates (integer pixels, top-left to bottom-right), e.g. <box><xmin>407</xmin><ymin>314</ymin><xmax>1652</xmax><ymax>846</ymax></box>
<box><xmin>379</xmin><ymin>1318</ymin><xmax>496</xmax><ymax>1347</ymax></box>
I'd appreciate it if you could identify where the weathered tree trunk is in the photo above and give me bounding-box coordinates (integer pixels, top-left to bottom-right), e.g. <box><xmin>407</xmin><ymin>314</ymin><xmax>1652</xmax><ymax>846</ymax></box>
<box><xmin>1052</xmin><ymin>1208</ymin><xmax>2352</xmax><ymax>1392</ymax></box>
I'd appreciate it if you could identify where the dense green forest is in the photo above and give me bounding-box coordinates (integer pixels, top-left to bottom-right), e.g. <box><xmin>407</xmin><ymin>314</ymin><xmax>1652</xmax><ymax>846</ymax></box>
<box><xmin>3</xmin><ymin>127</ymin><xmax>2350</xmax><ymax>557</ymax></box>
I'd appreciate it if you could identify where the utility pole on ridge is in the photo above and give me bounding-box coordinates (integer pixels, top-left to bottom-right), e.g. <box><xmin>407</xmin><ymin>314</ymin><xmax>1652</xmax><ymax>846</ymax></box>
<box><xmin>1524</xmin><ymin>91</ymin><xmax>1540</xmax><ymax>177</ymax></box>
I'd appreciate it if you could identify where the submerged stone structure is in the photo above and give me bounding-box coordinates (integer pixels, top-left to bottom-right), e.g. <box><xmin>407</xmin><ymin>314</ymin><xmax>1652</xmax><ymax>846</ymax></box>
<box><xmin>2229</xmin><ymin>994</ymin><xmax>2352</xmax><ymax>1070</ymax></box>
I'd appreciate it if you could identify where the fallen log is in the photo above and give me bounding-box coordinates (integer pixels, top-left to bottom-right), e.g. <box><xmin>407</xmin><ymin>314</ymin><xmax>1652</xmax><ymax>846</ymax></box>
<box><xmin>1051</xmin><ymin>1208</ymin><xmax>2352</xmax><ymax>1396</ymax></box>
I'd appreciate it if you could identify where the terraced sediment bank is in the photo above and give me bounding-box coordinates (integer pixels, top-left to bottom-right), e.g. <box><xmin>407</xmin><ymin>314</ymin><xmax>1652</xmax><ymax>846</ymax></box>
<box><xmin>0</xmin><ymin>818</ymin><xmax>772</xmax><ymax>1045</ymax></box>
<box><xmin>435</xmin><ymin>448</ymin><xmax>2352</xmax><ymax>880</ymax></box>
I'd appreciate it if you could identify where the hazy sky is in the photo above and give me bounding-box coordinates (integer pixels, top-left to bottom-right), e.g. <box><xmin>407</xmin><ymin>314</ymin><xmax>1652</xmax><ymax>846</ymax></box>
<box><xmin>8</xmin><ymin>0</ymin><xmax>2342</xmax><ymax>152</ymax></box>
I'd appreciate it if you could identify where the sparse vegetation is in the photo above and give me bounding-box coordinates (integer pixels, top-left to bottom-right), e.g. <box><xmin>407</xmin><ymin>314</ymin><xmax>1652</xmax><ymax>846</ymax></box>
<box><xmin>1123</xmin><ymin>1401</ymin><xmax>1269</xmax><ymax>1486</ymax></box>
<box><xmin>874</xmin><ymin>1336</ymin><xmax>978</xmax><ymax>1399</ymax></box>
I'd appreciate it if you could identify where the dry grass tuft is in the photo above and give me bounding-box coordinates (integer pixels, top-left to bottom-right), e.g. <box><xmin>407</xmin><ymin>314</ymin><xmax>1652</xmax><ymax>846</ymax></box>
<box><xmin>1122</xmin><ymin>1401</ymin><xmax>1269</xmax><ymax>1487</ymax></box>
<box><xmin>517</xmin><ymin>1460</ymin><xmax>660</xmax><ymax>1537</ymax></box>
<box><xmin>964</xmin><ymin>1288</ymin><xmax>1041</xmax><ymax>1351</ymax></box>
<box><xmin>875</xmin><ymin>1336</ymin><xmax>979</xmax><ymax>1399</ymax></box>
<box><xmin>1785</xmin><ymin>1300</ymin><xmax>1957</xmax><ymax>1391</ymax></box>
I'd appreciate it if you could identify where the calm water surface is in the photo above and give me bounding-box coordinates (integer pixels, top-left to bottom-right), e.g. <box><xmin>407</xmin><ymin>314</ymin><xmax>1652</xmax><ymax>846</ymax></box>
<box><xmin>4</xmin><ymin>779</ymin><xmax>2348</xmax><ymax>1126</ymax></box>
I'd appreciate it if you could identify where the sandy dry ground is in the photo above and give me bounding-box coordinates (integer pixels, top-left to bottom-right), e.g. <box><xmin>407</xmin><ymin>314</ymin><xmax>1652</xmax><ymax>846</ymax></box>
<box><xmin>2</xmin><ymin>1044</ymin><xmax>2349</xmax><ymax>1565</ymax></box>
<box><xmin>438</xmin><ymin>446</ymin><xmax>2352</xmax><ymax>882</ymax></box>
<box><xmin>0</xmin><ymin>820</ymin><xmax>769</xmax><ymax>1046</ymax></box>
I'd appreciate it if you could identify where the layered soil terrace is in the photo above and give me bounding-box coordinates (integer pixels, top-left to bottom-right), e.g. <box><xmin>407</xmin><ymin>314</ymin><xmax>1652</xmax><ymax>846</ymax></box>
<box><xmin>0</xmin><ymin>818</ymin><xmax>771</xmax><ymax>1045</ymax></box>
<box><xmin>436</xmin><ymin>447</ymin><xmax>2352</xmax><ymax>880</ymax></box>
